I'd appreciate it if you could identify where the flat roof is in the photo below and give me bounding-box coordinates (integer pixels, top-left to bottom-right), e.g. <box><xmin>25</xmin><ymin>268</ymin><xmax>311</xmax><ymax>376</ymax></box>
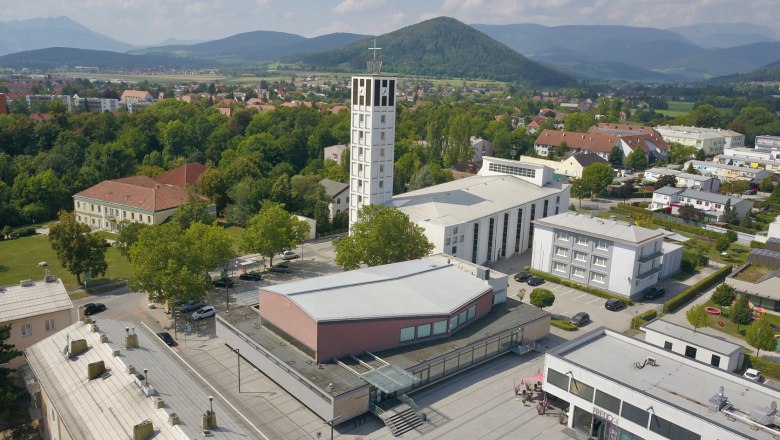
<box><xmin>0</xmin><ymin>277</ymin><xmax>72</xmax><ymax>322</ymax></box>
<box><xmin>533</xmin><ymin>212</ymin><xmax>663</xmax><ymax>245</ymax></box>
<box><xmin>264</xmin><ymin>259</ymin><xmax>492</xmax><ymax>322</ymax></box>
<box><xmin>393</xmin><ymin>174</ymin><xmax>567</xmax><ymax>227</ymax></box>
<box><xmin>25</xmin><ymin>319</ymin><xmax>256</xmax><ymax>440</ymax></box>
<box><xmin>551</xmin><ymin>328</ymin><xmax>780</xmax><ymax>440</ymax></box>
<box><xmin>688</xmin><ymin>160</ymin><xmax>767</xmax><ymax>174</ymax></box>
<box><xmin>641</xmin><ymin>319</ymin><xmax>742</xmax><ymax>356</ymax></box>
<box><xmin>717</xmin><ymin>154</ymin><xmax>780</xmax><ymax>167</ymax></box>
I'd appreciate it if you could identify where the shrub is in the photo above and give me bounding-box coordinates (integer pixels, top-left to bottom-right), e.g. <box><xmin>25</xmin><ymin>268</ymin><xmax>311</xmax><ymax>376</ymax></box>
<box><xmin>751</xmin><ymin>240</ymin><xmax>766</xmax><ymax>249</ymax></box>
<box><xmin>551</xmin><ymin>319</ymin><xmax>578</xmax><ymax>331</ymax></box>
<box><xmin>530</xmin><ymin>288</ymin><xmax>555</xmax><ymax>309</ymax></box>
<box><xmin>663</xmin><ymin>265</ymin><xmax>733</xmax><ymax>313</ymax></box>
<box><xmin>746</xmin><ymin>354</ymin><xmax>780</xmax><ymax>381</ymax></box>
<box><xmin>631</xmin><ymin>310</ymin><xmax>658</xmax><ymax>329</ymax></box>
<box><xmin>15</xmin><ymin>227</ymin><xmax>36</xmax><ymax>237</ymax></box>
<box><xmin>527</xmin><ymin>269</ymin><xmax>634</xmax><ymax>305</ymax></box>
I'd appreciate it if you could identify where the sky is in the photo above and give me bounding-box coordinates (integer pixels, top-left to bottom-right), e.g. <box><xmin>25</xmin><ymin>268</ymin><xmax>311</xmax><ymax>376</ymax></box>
<box><xmin>2</xmin><ymin>0</ymin><xmax>779</xmax><ymax>46</ymax></box>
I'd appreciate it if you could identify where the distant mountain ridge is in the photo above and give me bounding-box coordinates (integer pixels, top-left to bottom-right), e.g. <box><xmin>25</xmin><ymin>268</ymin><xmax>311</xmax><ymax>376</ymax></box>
<box><xmin>298</xmin><ymin>17</ymin><xmax>575</xmax><ymax>86</ymax></box>
<box><xmin>0</xmin><ymin>47</ymin><xmax>209</xmax><ymax>69</ymax></box>
<box><xmin>0</xmin><ymin>16</ymin><xmax>134</xmax><ymax>55</ymax></box>
<box><xmin>667</xmin><ymin>23</ymin><xmax>778</xmax><ymax>49</ymax></box>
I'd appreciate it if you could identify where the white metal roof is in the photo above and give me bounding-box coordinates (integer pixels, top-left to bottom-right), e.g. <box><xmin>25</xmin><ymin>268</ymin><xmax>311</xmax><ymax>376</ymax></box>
<box><xmin>0</xmin><ymin>277</ymin><xmax>73</xmax><ymax>322</ymax></box>
<box><xmin>264</xmin><ymin>259</ymin><xmax>492</xmax><ymax>322</ymax></box>
<box><xmin>641</xmin><ymin>319</ymin><xmax>742</xmax><ymax>356</ymax></box>
<box><xmin>24</xmin><ymin>319</ymin><xmax>254</xmax><ymax>440</ymax></box>
<box><xmin>533</xmin><ymin>212</ymin><xmax>663</xmax><ymax>245</ymax></box>
<box><xmin>393</xmin><ymin>174</ymin><xmax>567</xmax><ymax>227</ymax></box>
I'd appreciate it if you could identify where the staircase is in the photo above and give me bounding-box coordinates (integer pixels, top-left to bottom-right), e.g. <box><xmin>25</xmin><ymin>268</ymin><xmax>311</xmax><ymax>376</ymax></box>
<box><xmin>372</xmin><ymin>401</ymin><xmax>424</xmax><ymax>437</ymax></box>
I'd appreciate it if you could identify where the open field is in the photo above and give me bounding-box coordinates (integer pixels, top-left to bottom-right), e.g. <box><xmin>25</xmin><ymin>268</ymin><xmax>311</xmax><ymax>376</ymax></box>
<box><xmin>655</xmin><ymin>100</ymin><xmax>694</xmax><ymax>117</ymax></box>
<box><xmin>0</xmin><ymin>235</ymin><xmax>132</xmax><ymax>290</ymax></box>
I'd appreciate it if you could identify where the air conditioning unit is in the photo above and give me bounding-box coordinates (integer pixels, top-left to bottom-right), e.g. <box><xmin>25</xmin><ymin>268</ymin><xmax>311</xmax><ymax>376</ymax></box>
<box><xmin>647</xmin><ymin>357</ymin><xmax>657</xmax><ymax>366</ymax></box>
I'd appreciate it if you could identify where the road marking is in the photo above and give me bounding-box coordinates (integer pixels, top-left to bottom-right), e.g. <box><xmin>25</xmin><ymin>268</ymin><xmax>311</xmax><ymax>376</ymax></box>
<box><xmin>559</xmin><ymin>288</ymin><xmax>574</xmax><ymax>296</ymax></box>
<box><xmin>572</xmin><ymin>294</ymin><xmax>587</xmax><ymax>301</ymax></box>
<box><xmin>585</xmin><ymin>297</ymin><xmax>601</xmax><ymax>304</ymax></box>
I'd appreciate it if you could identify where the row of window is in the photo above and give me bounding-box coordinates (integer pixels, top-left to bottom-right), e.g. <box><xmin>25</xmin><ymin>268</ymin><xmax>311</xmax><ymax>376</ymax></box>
<box><xmin>352</xmin><ymin>112</ymin><xmax>389</xmax><ymax>127</ymax></box>
<box><xmin>552</xmin><ymin>262</ymin><xmax>606</xmax><ymax>284</ymax></box>
<box><xmin>554</xmin><ymin>247</ymin><xmax>608</xmax><ymax>266</ymax></box>
<box><xmin>20</xmin><ymin>318</ymin><xmax>57</xmax><ymax>337</ymax></box>
<box><xmin>79</xmin><ymin>213</ymin><xmax>152</xmax><ymax>226</ymax></box>
<box><xmin>399</xmin><ymin>306</ymin><xmax>477</xmax><ymax>343</ymax></box>
<box><xmin>77</xmin><ymin>202</ymin><xmax>153</xmax><ymax>223</ymax></box>
<box><xmin>352</xmin><ymin>146</ymin><xmax>387</xmax><ymax>162</ymax></box>
<box><xmin>487</xmin><ymin>162</ymin><xmax>536</xmax><ymax>178</ymax></box>
<box><xmin>548</xmin><ymin>368</ymin><xmax>700</xmax><ymax>440</ymax></box>
<box><xmin>556</xmin><ymin>232</ymin><xmax>610</xmax><ymax>250</ymax></box>
<box><xmin>663</xmin><ymin>341</ymin><xmax>722</xmax><ymax>368</ymax></box>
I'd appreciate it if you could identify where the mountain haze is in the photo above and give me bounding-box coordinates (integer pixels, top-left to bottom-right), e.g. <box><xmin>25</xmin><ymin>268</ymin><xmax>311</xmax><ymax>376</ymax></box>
<box><xmin>0</xmin><ymin>16</ymin><xmax>134</xmax><ymax>56</ymax></box>
<box><xmin>0</xmin><ymin>47</ymin><xmax>208</xmax><ymax>69</ymax></box>
<box><xmin>667</xmin><ymin>23</ymin><xmax>778</xmax><ymax>49</ymax></box>
<box><xmin>298</xmin><ymin>17</ymin><xmax>575</xmax><ymax>86</ymax></box>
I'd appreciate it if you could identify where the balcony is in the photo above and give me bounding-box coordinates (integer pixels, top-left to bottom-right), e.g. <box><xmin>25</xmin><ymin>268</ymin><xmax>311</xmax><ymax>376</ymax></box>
<box><xmin>637</xmin><ymin>251</ymin><xmax>663</xmax><ymax>263</ymax></box>
<box><xmin>636</xmin><ymin>266</ymin><xmax>661</xmax><ymax>280</ymax></box>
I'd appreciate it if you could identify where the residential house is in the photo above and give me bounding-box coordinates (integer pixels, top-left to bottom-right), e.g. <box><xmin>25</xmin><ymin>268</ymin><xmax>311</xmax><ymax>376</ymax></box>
<box><xmin>72</xmin><ymin>95</ymin><xmax>118</xmax><ymax>113</ymax></box>
<box><xmin>26</xmin><ymin>94</ymin><xmax>72</xmax><ymax>112</ymax></box>
<box><xmin>319</xmin><ymin>179</ymin><xmax>349</xmax><ymax>220</ymax></box>
<box><xmin>470</xmin><ymin>136</ymin><xmax>493</xmax><ymax>162</ymax></box>
<box><xmin>588</xmin><ymin>123</ymin><xmax>669</xmax><ymax>160</ymax></box>
<box><xmin>73</xmin><ymin>163</ymin><xmax>212</xmax><ymax>232</ymax></box>
<box><xmin>755</xmin><ymin>135</ymin><xmax>780</xmax><ymax>151</ymax></box>
<box><xmin>653</xmin><ymin>187</ymin><xmax>753</xmax><ymax>222</ymax></box>
<box><xmin>642</xmin><ymin>319</ymin><xmax>744</xmax><ymax>372</ymax></box>
<box><xmin>642</xmin><ymin>167</ymin><xmax>719</xmax><ymax>192</ymax></box>
<box><xmin>533</xmin><ymin>130</ymin><xmax>618</xmax><ymax>160</ymax></box>
<box><xmin>531</xmin><ymin>212</ymin><xmax>682</xmax><ymax>298</ymax></box>
<box><xmin>722</xmin><ymin>147</ymin><xmax>779</xmax><ymax>161</ymax></box>
<box><xmin>683</xmin><ymin>160</ymin><xmax>770</xmax><ymax>183</ymax></box>
<box><xmin>655</xmin><ymin>125</ymin><xmax>743</xmax><ymax>155</ymax></box>
<box><xmin>519</xmin><ymin>153</ymin><xmax>608</xmax><ymax>179</ymax></box>
<box><xmin>0</xmin><ymin>275</ymin><xmax>73</xmax><ymax>369</ymax></box>
<box><xmin>119</xmin><ymin>89</ymin><xmax>153</xmax><ymax>105</ymax></box>
<box><xmin>323</xmin><ymin>144</ymin><xmax>348</xmax><ymax>164</ymax></box>
<box><xmin>716</xmin><ymin>154</ymin><xmax>780</xmax><ymax>177</ymax></box>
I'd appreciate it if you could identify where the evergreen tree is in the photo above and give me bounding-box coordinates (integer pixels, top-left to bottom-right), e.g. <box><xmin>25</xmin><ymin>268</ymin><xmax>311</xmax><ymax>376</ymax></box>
<box><xmin>686</xmin><ymin>162</ymin><xmax>699</xmax><ymax>174</ymax></box>
<box><xmin>740</xmin><ymin>212</ymin><xmax>753</xmax><ymax>229</ymax></box>
<box><xmin>731</xmin><ymin>296</ymin><xmax>754</xmax><ymax>329</ymax></box>
<box><xmin>722</xmin><ymin>198</ymin><xmax>738</xmax><ymax>224</ymax></box>
<box><xmin>608</xmin><ymin>145</ymin><xmax>623</xmax><ymax>166</ymax></box>
<box><xmin>0</xmin><ymin>325</ymin><xmax>21</xmax><ymax>420</ymax></box>
<box><xmin>624</xmin><ymin>148</ymin><xmax>647</xmax><ymax>171</ymax></box>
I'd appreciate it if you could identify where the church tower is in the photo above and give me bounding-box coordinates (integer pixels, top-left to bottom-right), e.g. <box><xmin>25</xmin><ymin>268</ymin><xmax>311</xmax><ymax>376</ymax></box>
<box><xmin>348</xmin><ymin>40</ymin><xmax>396</xmax><ymax>228</ymax></box>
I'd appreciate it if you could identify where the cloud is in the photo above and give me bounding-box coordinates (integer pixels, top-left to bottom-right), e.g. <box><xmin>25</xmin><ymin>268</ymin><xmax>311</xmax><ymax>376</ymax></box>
<box><xmin>334</xmin><ymin>0</ymin><xmax>386</xmax><ymax>15</ymax></box>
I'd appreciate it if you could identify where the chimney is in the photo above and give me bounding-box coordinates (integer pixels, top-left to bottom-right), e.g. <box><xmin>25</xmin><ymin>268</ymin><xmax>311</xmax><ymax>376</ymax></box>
<box><xmin>125</xmin><ymin>327</ymin><xmax>139</xmax><ymax>349</ymax></box>
<box><xmin>87</xmin><ymin>360</ymin><xmax>105</xmax><ymax>380</ymax></box>
<box><xmin>132</xmin><ymin>420</ymin><xmax>154</xmax><ymax>440</ymax></box>
<box><xmin>69</xmin><ymin>339</ymin><xmax>88</xmax><ymax>356</ymax></box>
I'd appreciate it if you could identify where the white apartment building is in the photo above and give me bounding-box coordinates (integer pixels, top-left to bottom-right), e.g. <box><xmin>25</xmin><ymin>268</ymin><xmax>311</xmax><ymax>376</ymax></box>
<box><xmin>684</xmin><ymin>160</ymin><xmax>770</xmax><ymax>183</ymax></box>
<box><xmin>642</xmin><ymin>167</ymin><xmax>719</xmax><ymax>192</ymax></box>
<box><xmin>394</xmin><ymin>157</ymin><xmax>570</xmax><ymax>266</ymax></box>
<box><xmin>531</xmin><ymin>212</ymin><xmax>681</xmax><ymax>298</ymax></box>
<box><xmin>755</xmin><ymin>135</ymin><xmax>780</xmax><ymax>151</ymax></box>
<box><xmin>716</xmin><ymin>154</ymin><xmax>780</xmax><ymax>177</ymax></box>
<box><xmin>655</xmin><ymin>125</ymin><xmax>743</xmax><ymax>155</ymax></box>
<box><xmin>652</xmin><ymin>187</ymin><xmax>753</xmax><ymax>222</ymax></box>
<box><xmin>544</xmin><ymin>328</ymin><xmax>780</xmax><ymax>440</ymax></box>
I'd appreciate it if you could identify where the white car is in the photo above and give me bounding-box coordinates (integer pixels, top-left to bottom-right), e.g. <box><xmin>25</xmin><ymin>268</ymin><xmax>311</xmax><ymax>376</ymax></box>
<box><xmin>743</xmin><ymin>368</ymin><xmax>762</xmax><ymax>382</ymax></box>
<box><xmin>191</xmin><ymin>306</ymin><xmax>216</xmax><ymax>320</ymax></box>
<box><xmin>280</xmin><ymin>250</ymin><xmax>299</xmax><ymax>260</ymax></box>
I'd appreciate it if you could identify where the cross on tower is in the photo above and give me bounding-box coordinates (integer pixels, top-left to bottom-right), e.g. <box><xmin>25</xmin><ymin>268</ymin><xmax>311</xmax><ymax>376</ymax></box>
<box><xmin>367</xmin><ymin>38</ymin><xmax>382</xmax><ymax>74</ymax></box>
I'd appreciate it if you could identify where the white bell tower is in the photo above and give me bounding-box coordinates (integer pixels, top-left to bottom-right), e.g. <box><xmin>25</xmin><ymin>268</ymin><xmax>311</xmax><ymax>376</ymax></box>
<box><xmin>348</xmin><ymin>40</ymin><xmax>396</xmax><ymax>228</ymax></box>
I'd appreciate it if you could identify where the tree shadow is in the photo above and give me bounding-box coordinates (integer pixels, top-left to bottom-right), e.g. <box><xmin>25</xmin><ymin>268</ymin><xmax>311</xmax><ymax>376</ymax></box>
<box><xmin>0</xmin><ymin>264</ymin><xmax>7</xmax><ymax>273</ymax></box>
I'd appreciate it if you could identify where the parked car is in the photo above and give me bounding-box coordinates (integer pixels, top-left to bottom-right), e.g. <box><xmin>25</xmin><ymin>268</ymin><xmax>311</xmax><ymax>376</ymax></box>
<box><xmin>83</xmin><ymin>303</ymin><xmax>106</xmax><ymax>316</ymax></box>
<box><xmin>527</xmin><ymin>276</ymin><xmax>545</xmax><ymax>286</ymax></box>
<box><xmin>605</xmin><ymin>298</ymin><xmax>627</xmax><ymax>311</ymax></box>
<box><xmin>514</xmin><ymin>271</ymin><xmax>532</xmax><ymax>282</ymax></box>
<box><xmin>280</xmin><ymin>250</ymin><xmax>299</xmax><ymax>260</ymax></box>
<box><xmin>239</xmin><ymin>272</ymin><xmax>262</xmax><ymax>281</ymax></box>
<box><xmin>643</xmin><ymin>287</ymin><xmax>666</xmax><ymax>300</ymax></box>
<box><xmin>179</xmin><ymin>299</ymin><xmax>206</xmax><ymax>312</ymax></box>
<box><xmin>270</xmin><ymin>263</ymin><xmax>292</xmax><ymax>273</ymax></box>
<box><xmin>570</xmin><ymin>312</ymin><xmax>590</xmax><ymax>327</ymax></box>
<box><xmin>192</xmin><ymin>306</ymin><xmax>216</xmax><ymax>320</ymax></box>
<box><xmin>156</xmin><ymin>332</ymin><xmax>176</xmax><ymax>347</ymax></box>
<box><xmin>745</xmin><ymin>188</ymin><xmax>758</xmax><ymax>195</ymax></box>
<box><xmin>212</xmin><ymin>278</ymin><xmax>234</xmax><ymax>288</ymax></box>
<box><xmin>744</xmin><ymin>368</ymin><xmax>763</xmax><ymax>382</ymax></box>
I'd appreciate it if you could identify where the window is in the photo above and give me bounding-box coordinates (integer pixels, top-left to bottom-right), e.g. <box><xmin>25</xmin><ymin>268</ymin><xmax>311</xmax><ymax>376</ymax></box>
<box><xmin>487</xmin><ymin>218</ymin><xmax>495</xmax><ymax>260</ymax></box>
<box><xmin>379</xmin><ymin>165</ymin><xmax>384</xmax><ymax>173</ymax></box>
<box><xmin>454</xmin><ymin>226</ymin><xmax>458</xmax><ymax>234</ymax></box>
<box><xmin>380</xmin><ymin>131</ymin><xmax>385</xmax><ymax>141</ymax></box>
<box><xmin>711</xmin><ymin>354</ymin><xmax>721</xmax><ymax>367</ymax></box>
<box><xmin>147</xmin><ymin>215</ymin><xmax>151</xmax><ymax>223</ymax></box>
<box><xmin>417</xmin><ymin>323</ymin><xmax>431</xmax><ymax>338</ymax></box>
<box><xmin>596</xmin><ymin>240</ymin><xmax>608</xmax><ymax>250</ymax></box>
<box><xmin>459</xmin><ymin>235</ymin><xmax>464</xmax><ymax>243</ymax></box>
<box><xmin>21</xmin><ymin>323</ymin><xmax>31</xmax><ymax>337</ymax></box>
<box><xmin>553</xmin><ymin>262</ymin><xmax>566</xmax><ymax>273</ymax></box>
<box><xmin>379</xmin><ymin>181</ymin><xmax>384</xmax><ymax>188</ymax></box>
<box><xmin>572</xmin><ymin>267</ymin><xmax>585</xmax><ymax>278</ymax></box>
<box><xmin>77</xmin><ymin>215</ymin><xmax>81</xmax><ymax>221</ymax></box>
<box><xmin>400</xmin><ymin>327</ymin><xmax>415</xmax><ymax>342</ymax></box>
<box><xmin>487</xmin><ymin>162</ymin><xmax>536</xmax><ymax>178</ymax></box>
<box><xmin>450</xmin><ymin>317</ymin><xmax>458</xmax><ymax>331</ymax></box>
<box><xmin>663</xmin><ymin>341</ymin><xmax>673</xmax><ymax>350</ymax></box>
<box><xmin>45</xmin><ymin>319</ymin><xmax>55</xmax><ymax>332</ymax></box>
<box><xmin>380</xmin><ymin>115</ymin><xmax>386</xmax><ymax>123</ymax></box>
<box><xmin>621</xmin><ymin>402</ymin><xmax>649</xmax><ymax>427</ymax></box>
<box><xmin>555</xmin><ymin>247</ymin><xmax>568</xmax><ymax>257</ymax></box>
<box><xmin>468</xmin><ymin>305</ymin><xmax>476</xmax><ymax>319</ymax></box>
<box><xmin>515</xmin><ymin>208</ymin><xmax>523</xmax><ymax>253</ymax></box>
<box><xmin>650</xmin><ymin>415</ymin><xmax>700</xmax><ymax>440</ymax></box>
<box><xmin>446</xmin><ymin>238</ymin><xmax>451</xmax><ymax>246</ymax></box>
<box><xmin>77</xmin><ymin>201</ymin><xmax>81</xmax><ymax>208</ymax></box>
<box><xmin>569</xmin><ymin>379</ymin><xmax>594</xmax><ymax>402</ymax></box>
<box><xmin>543</xmin><ymin>200</ymin><xmax>548</xmax><ymax>217</ymax></box>
<box><xmin>594</xmin><ymin>390</ymin><xmax>621</xmax><ymax>414</ymax></box>
<box><xmin>501</xmin><ymin>212</ymin><xmax>509</xmax><ymax>257</ymax></box>
<box><xmin>593</xmin><ymin>256</ymin><xmax>607</xmax><ymax>267</ymax></box>
<box><xmin>380</xmin><ymin>148</ymin><xmax>385</xmax><ymax>157</ymax></box>
<box><xmin>451</xmin><ymin>246</ymin><xmax>457</xmax><ymax>253</ymax></box>
<box><xmin>131</xmin><ymin>212</ymin><xmax>135</xmax><ymax>220</ymax></box>
<box><xmin>591</xmin><ymin>272</ymin><xmax>605</xmax><ymax>284</ymax></box>
<box><xmin>458</xmin><ymin>310</ymin><xmax>468</xmax><ymax>325</ymax></box>
<box><xmin>471</xmin><ymin>223</ymin><xmax>479</xmax><ymax>264</ymax></box>
<box><xmin>433</xmin><ymin>320</ymin><xmax>447</xmax><ymax>335</ymax></box>
<box><xmin>576</xmin><ymin>236</ymin><xmax>588</xmax><ymax>246</ymax></box>
<box><xmin>685</xmin><ymin>345</ymin><xmax>697</xmax><ymax>358</ymax></box>
<box><xmin>574</xmin><ymin>251</ymin><xmax>586</xmax><ymax>262</ymax></box>
<box><xmin>546</xmin><ymin>368</ymin><xmax>569</xmax><ymax>390</ymax></box>
<box><xmin>557</xmin><ymin>232</ymin><xmax>569</xmax><ymax>242</ymax></box>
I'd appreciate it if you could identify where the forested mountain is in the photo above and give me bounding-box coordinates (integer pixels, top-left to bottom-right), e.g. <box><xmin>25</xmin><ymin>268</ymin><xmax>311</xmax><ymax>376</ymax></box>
<box><xmin>0</xmin><ymin>48</ymin><xmax>209</xmax><ymax>69</ymax></box>
<box><xmin>0</xmin><ymin>17</ymin><xmax>134</xmax><ymax>56</ymax></box>
<box><xmin>298</xmin><ymin>17</ymin><xmax>575</xmax><ymax>86</ymax></box>
<box><xmin>667</xmin><ymin>23</ymin><xmax>778</xmax><ymax>49</ymax></box>
<box><xmin>132</xmin><ymin>31</ymin><xmax>369</xmax><ymax>63</ymax></box>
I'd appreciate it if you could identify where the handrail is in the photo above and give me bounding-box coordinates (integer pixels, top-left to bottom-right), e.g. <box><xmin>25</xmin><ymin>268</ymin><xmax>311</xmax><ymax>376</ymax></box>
<box><xmin>399</xmin><ymin>393</ymin><xmax>421</xmax><ymax>413</ymax></box>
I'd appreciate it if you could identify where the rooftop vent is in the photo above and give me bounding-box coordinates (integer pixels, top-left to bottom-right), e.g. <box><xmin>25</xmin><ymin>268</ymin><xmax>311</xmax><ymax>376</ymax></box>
<box><xmin>87</xmin><ymin>360</ymin><xmax>105</xmax><ymax>380</ymax></box>
<box><xmin>20</xmin><ymin>279</ymin><xmax>33</xmax><ymax>287</ymax></box>
<box><xmin>132</xmin><ymin>420</ymin><xmax>154</xmax><ymax>440</ymax></box>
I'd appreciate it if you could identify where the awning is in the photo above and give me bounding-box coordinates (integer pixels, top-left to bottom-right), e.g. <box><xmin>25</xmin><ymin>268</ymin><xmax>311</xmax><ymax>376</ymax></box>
<box><xmin>360</xmin><ymin>364</ymin><xmax>418</xmax><ymax>394</ymax></box>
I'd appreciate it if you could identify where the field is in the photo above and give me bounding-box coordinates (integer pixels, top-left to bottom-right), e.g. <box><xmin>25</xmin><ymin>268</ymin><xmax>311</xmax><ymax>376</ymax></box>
<box><xmin>0</xmin><ymin>235</ymin><xmax>132</xmax><ymax>290</ymax></box>
<box><xmin>655</xmin><ymin>101</ymin><xmax>694</xmax><ymax>117</ymax></box>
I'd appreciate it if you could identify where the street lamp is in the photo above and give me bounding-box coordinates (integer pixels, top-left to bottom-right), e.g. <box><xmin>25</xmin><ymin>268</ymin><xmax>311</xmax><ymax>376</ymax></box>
<box><xmin>209</xmin><ymin>395</ymin><xmax>213</xmax><ymax>413</ymax></box>
<box><xmin>224</xmin><ymin>259</ymin><xmax>230</xmax><ymax>313</ymax></box>
<box><xmin>235</xmin><ymin>348</ymin><xmax>241</xmax><ymax>393</ymax></box>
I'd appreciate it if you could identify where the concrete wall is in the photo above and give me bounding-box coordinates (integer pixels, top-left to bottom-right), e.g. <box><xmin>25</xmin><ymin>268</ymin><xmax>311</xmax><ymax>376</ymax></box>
<box><xmin>643</xmin><ymin>331</ymin><xmax>740</xmax><ymax>372</ymax></box>
<box><xmin>5</xmin><ymin>309</ymin><xmax>73</xmax><ymax>369</ymax></box>
<box><xmin>660</xmin><ymin>243</ymin><xmax>683</xmax><ymax>280</ymax></box>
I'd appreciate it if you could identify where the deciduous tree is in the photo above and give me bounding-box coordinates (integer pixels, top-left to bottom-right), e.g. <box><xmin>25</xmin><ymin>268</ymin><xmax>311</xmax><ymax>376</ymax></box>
<box><xmin>529</xmin><ymin>288</ymin><xmax>555</xmax><ymax>309</ymax></box>
<box><xmin>581</xmin><ymin>162</ymin><xmax>614</xmax><ymax>199</ymax></box>
<box><xmin>171</xmin><ymin>193</ymin><xmax>216</xmax><ymax>230</ymax></box>
<box><xmin>242</xmin><ymin>203</ymin><xmax>309</xmax><ymax>267</ymax></box>
<box><xmin>115</xmin><ymin>221</ymin><xmax>148</xmax><ymax>261</ymax></box>
<box><xmin>711</xmin><ymin>283</ymin><xmax>737</xmax><ymax>308</ymax></box>
<box><xmin>0</xmin><ymin>325</ymin><xmax>21</xmax><ymax>420</ymax></box>
<box><xmin>731</xmin><ymin>296</ymin><xmax>754</xmax><ymax>329</ymax></box>
<box><xmin>653</xmin><ymin>175</ymin><xmax>677</xmax><ymax>190</ymax></box>
<box><xmin>48</xmin><ymin>211</ymin><xmax>108</xmax><ymax>285</ymax></box>
<box><xmin>746</xmin><ymin>314</ymin><xmax>776</xmax><ymax>357</ymax></box>
<box><xmin>686</xmin><ymin>304</ymin><xmax>710</xmax><ymax>332</ymax></box>
<box><xmin>608</xmin><ymin>145</ymin><xmax>623</xmax><ymax>166</ymax></box>
<box><xmin>334</xmin><ymin>205</ymin><xmax>433</xmax><ymax>270</ymax></box>
<box><xmin>624</xmin><ymin>147</ymin><xmax>647</xmax><ymax>171</ymax></box>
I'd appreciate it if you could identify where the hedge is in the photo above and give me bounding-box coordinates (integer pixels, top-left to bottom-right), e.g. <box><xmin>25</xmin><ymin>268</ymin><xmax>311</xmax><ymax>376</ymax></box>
<box><xmin>750</xmin><ymin>240</ymin><xmax>766</xmax><ymax>249</ymax></box>
<box><xmin>15</xmin><ymin>227</ymin><xmax>36</xmax><ymax>237</ymax></box>
<box><xmin>631</xmin><ymin>310</ymin><xmax>658</xmax><ymax>329</ymax></box>
<box><xmin>662</xmin><ymin>265</ymin><xmax>733</xmax><ymax>313</ymax></box>
<box><xmin>551</xmin><ymin>319</ymin><xmax>578</xmax><ymax>331</ymax></box>
<box><xmin>746</xmin><ymin>354</ymin><xmax>780</xmax><ymax>381</ymax></box>
<box><xmin>526</xmin><ymin>268</ymin><xmax>634</xmax><ymax>305</ymax></box>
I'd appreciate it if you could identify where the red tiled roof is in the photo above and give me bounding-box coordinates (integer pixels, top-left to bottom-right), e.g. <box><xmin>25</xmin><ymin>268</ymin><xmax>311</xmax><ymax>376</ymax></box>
<box><xmin>534</xmin><ymin>129</ymin><xmax>619</xmax><ymax>153</ymax></box>
<box><xmin>589</xmin><ymin>123</ymin><xmax>669</xmax><ymax>150</ymax></box>
<box><xmin>155</xmin><ymin>163</ymin><xmax>207</xmax><ymax>187</ymax></box>
<box><xmin>74</xmin><ymin>176</ymin><xmax>192</xmax><ymax>211</ymax></box>
<box><xmin>30</xmin><ymin>113</ymin><xmax>54</xmax><ymax>123</ymax></box>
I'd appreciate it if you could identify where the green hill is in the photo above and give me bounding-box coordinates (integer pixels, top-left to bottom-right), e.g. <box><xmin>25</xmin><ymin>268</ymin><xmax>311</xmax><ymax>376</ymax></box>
<box><xmin>0</xmin><ymin>47</ymin><xmax>208</xmax><ymax>69</ymax></box>
<box><xmin>298</xmin><ymin>17</ymin><xmax>575</xmax><ymax>86</ymax></box>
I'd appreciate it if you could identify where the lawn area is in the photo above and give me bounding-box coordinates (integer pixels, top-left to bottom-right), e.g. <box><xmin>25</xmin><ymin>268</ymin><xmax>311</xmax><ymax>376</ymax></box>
<box><xmin>0</xmin><ymin>235</ymin><xmax>132</xmax><ymax>290</ymax></box>
<box><xmin>734</xmin><ymin>264</ymin><xmax>774</xmax><ymax>282</ymax></box>
<box><xmin>656</xmin><ymin>101</ymin><xmax>694</xmax><ymax>117</ymax></box>
<box><xmin>701</xmin><ymin>299</ymin><xmax>780</xmax><ymax>342</ymax></box>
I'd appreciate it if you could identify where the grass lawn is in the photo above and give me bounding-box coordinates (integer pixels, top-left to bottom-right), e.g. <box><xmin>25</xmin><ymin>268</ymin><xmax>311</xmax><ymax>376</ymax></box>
<box><xmin>0</xmin><ymin>235</ymin><xmax>132</xmax><ymax>290</ymax></box>
<box><xmin>734</xmin><ymin>264</ymin><xmax>774</xmax><ymax>282</ymax></box>
<box><xmin>702</xmin><ymin>299</ymin><xmax>780</xmax><ymax>342</ymax></box>
<box><xmin>656</xmin><ymin>101</ymin><xmax>694</xmax><ymax>117</ymax></box>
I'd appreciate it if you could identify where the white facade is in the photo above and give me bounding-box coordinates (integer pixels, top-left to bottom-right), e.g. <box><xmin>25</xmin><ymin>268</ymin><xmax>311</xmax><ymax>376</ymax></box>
<box><xmin>643</xmin><ymin>167</ymin><xmax>719</xmax><ymax>192</ymax></box>
<box><xmin>755</xmin><ymin>135</ymin><xmax>780</xmax><ymax>151</ymax></box>
<box><xmin>531</xmin><ymin>213</ymin><xmax>679</xmax><ymax>298</ymax></box>
<box><xmin>716</xmin><ymin>154</ymin><xmax>780</xmax><ymax>177</ymax></box>
<box><xmin>641</xmin><ymin>319</ymin><xmax>743</xmax><ymax>372</ymax></box>
<box><xmin>655</xmin><ymin>125</ymin><xmax>742</xmax><ymax>156</ymax></box>
<box><xmin>684</xmin><ymin>160</ymin><xmax>770</xmax><ymax>182</ymax></box>
<box><xmin>723</xmin><ymin>147</ymin><xmax>779</xmax><ymax>161</ymax></box>
<box><xmin>348</xmin><ymin>75</ymin><xmax>396</xmax><ymax>227</ymax></box>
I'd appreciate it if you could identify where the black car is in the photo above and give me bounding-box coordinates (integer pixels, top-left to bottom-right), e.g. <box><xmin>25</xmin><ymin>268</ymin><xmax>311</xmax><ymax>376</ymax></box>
<box><xmin>270</xmin><ymin>263</ymin><xmax>292</xmax><ymax>273</ymax></box>
<box><xmin>179</xmin><ymin>299</ymin><xmax>206</xmax><ymax>312</ymax></box>
<box><xmin>527</xmin><ymin>276</ymin><xmax>545</xmax><ymax>286</ymax></box>
<box><xmin>212</xmin><ymin>278</ymin><xmax>235</xmax><ymax>288</ymax></box>
<box><xmin>643</xmin><ymin>287</ymin><xmax>666</xmax><ymax>300</ymax></box>
<box><xmin>570</xmin><ymin>312</ymin><xmax>590</xmax><ymax>327</ymax></box>
<box><xmin>745</xmin><ymin>188</ymin><xmax>758</xmax><ymax>195</ymax></box>
<box><xmin>605</xmin><ymin>298</ymin><xmax>627</xmax><ymax>311</ymax></box>
<box><xmin>514</xmin><ymin>271</ymin><xmax>532</xmax><ymax>282</ymax></box>
<box><xmin>83</xmin><ymin>303</ymin><xmax>106</xmax><ymax>316</ymax></box>
<box><xmin>239</xmin><ymin>272</ymin><xmax>262</xmax><ymax>281</ymax></box>
<box><xmin>157</xmin><ymin>332</ymin><xmax>176</xmax><ymax>347</ymax></box>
